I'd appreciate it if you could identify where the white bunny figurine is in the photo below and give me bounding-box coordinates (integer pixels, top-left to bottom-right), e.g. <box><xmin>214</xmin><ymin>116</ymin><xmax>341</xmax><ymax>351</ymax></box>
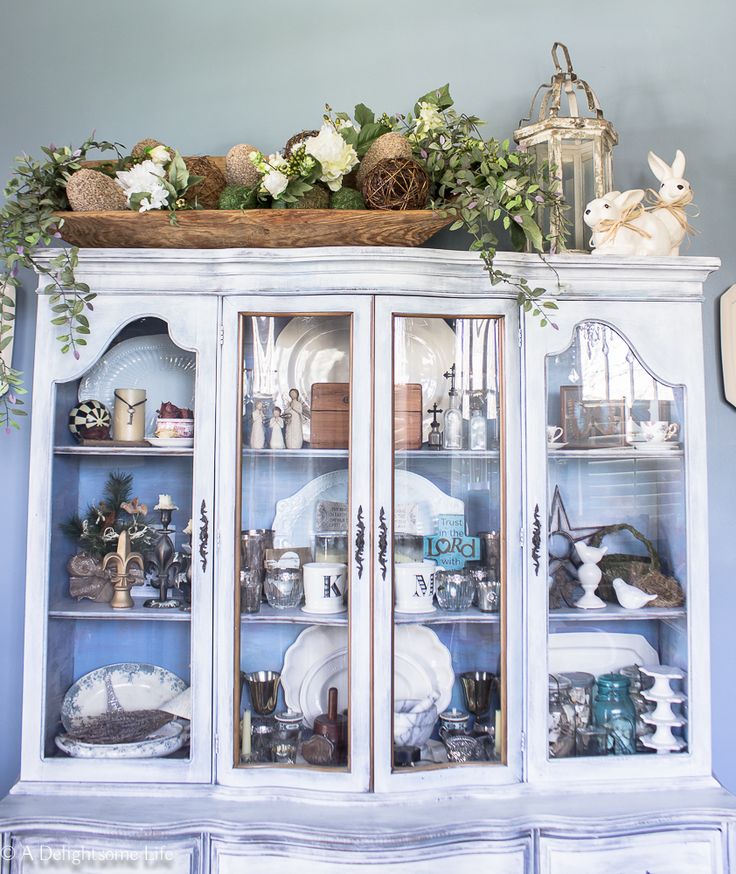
<box><xmin>584</xmin><ymin>189</ymin><xmax>672</xmax><ymax>257</ymax></box>
<box><xmin>647</xmin><ymin>149</ymin><xmax>692</xmax><ymax>255</ymax></box>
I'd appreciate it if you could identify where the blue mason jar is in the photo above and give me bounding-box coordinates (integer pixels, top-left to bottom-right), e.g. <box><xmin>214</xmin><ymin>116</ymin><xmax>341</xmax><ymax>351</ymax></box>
<box><xmin>592</xmin><ymin>673</ymin><xmax>637</xmax><ymax>755</ymax></box>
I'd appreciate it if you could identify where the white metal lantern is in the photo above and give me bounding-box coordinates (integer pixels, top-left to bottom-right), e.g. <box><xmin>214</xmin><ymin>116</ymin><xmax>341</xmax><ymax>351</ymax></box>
<box><xmin>514</xmin><ymin>42</ymin><xmax>618</xmax><ymax>252</ymax></box>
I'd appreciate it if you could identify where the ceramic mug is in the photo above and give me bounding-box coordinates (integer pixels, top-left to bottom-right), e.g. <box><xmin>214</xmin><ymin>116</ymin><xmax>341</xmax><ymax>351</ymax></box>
<box><xmin>302</xmin><ymin>562</ymin><xmax>348</xmax><ymax>614</ymax></box>
<box><xmin>546</xmin><ymin>425</ymin><xmax>564</xmax><ymax>445</ymax></box>
<box><xmin>640</xmin><ymin>420</ymin><xmax>679</xmax><ymax>443</ymax></box>
<box><xmin>394</xmin><ymin>561</ymin><xmax>437</xmax><ymax>613</ymax></box>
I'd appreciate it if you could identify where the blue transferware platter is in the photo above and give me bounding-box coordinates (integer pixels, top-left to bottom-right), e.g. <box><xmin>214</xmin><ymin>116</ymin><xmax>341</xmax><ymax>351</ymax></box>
<box><xmin>55</xmin><ymin>721</ymin><xmax>186</xmax><ymax>759</ymax></box>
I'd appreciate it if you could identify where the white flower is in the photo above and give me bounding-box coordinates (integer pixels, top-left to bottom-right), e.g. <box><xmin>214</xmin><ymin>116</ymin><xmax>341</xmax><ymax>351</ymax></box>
<box><xmin>268</xmin><ymin>152</ymin><xmax>288</xmax><ymax>171</ymax></box>
<box><xmin>414</xmin><ymin>102</ymin><xmax>444</xmax><ymax>137</ymax></box>
<box><xmin>149</xmin><ymin>145</ymin><xmax>171</xmax><ymax>165</ymax></box>
<box><xmin>262</xmin><ymin>169</ymin><xmax>289</xmax><ymax>198</ymax></box>
<box><xmin>303</xmin><ymin>123</ymin><xmax>358</xmax><ymax>192</ymax></box>
<box><xmin>115</xmin><ymin>160</ymin><xmax>171</xmax><ymax>212</ymax></box>
<box><xmin>334</xmin><ymin>118</ymin><xmax>354</xmax><ymax>131</ymax></box>
<box><xmin>502</xmin><ymin>177</ymin><xmax>523</xmax><ymax>199</ymax></box>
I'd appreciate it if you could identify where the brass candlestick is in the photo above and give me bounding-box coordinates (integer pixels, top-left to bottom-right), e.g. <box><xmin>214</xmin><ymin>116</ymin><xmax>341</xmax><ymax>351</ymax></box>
<box><xmin>102</xmin><ymin>530</ymin><xmax>145</xmax><ymax>609</ymax></box>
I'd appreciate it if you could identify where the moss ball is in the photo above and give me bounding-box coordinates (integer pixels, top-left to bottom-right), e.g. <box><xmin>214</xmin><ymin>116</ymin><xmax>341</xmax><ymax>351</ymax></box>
<box><xmin>219</xmin><ymin>185</ymin><xmax>259</xmax><ymax>210</ymax></box>
<box><xmin>356</xmin><ymin>133</ymin><xmax>413</xmax><ymax>191</ymax></box>
<box><xmin>287</xmin><ymin>184</ymin><xmax>330</xmax><ymax>209</ymax></box>
<box><xmin>330</xmin><ymin>188</ymin><xmax>366</xmax><ymax>210</ymax></box>
<box><xmin>65</xmin><ymin>169</ymin><xmax>128</xmax><ymax>211</ymax></box>
<box><xmin>131</xmin><ymin>138</ymin><xmax>165</xmax><ymax>159</ymax></box>
<box><xmin>271</xmin><ymin>200</ymin><xmax>288</xmax><ymax>210</ymax></box>
<box><xmin>183</xmin><ymin>156</ymin><xmax>226</xmax><ymax>209</ymax></box>
<box><xmin>225</xmin><ymin>144</ymin><xmax>261</xmax><ymax>188</ymax></box>
<box><xmin>284</xmin><ymin>130</ymin><xmax>319</xmax><ymax>157</ymax></box>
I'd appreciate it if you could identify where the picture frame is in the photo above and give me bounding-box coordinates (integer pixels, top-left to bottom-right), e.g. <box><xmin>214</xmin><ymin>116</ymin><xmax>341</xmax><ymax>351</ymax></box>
<box><xmin>560</xmin><ymin>385</ymin><xmax>627</xmax><ymax>448</ymax></box>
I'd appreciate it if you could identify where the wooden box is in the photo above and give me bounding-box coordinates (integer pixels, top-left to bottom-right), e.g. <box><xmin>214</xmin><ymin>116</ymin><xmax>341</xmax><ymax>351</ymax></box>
<box><xmin>394</xmin><ymin>383</ymin><xmax>423</xmax><ymax>450</ymax></box>
<box><xmin>311</xmin><ymin>383</ymin><xmax>350</xmax><ymax>449</ymax></box>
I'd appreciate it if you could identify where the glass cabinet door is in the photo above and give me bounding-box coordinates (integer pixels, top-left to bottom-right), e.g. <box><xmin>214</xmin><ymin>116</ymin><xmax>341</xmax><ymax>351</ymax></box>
<box><xmin>526</xmin><ymin>303</ymin><xmax>707</xmax><ymax>781</ymax></box>
<box><xmin>22</xmin><ymin>296</ymin><xmax>216</xmax><ymax>783</ymax></box>
<box><xmin>373</xmin><ymin>297</ymin><xmax>522</xmax><ymax>790</ymax></box>
<box><xmin>218</xmin><ymin>296</ymin><xmax>372</xmax><ymax>791</ymax></box>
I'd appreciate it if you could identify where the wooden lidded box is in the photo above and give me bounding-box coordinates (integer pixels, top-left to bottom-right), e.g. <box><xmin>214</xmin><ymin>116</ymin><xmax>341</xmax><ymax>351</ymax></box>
<box><xmin>311</xmin><ymin>383</ymin><xmax>350</xmax><ymax>449</ymax></box>
<box><xmin>394</xmin><ymin>383</ymin><xmax>423</xmax><ymax>450</ymax></box>
<box><xmin>310</xmin><ymin>383</ymin><xmax>423</xmax><ymax>449</ymax></box>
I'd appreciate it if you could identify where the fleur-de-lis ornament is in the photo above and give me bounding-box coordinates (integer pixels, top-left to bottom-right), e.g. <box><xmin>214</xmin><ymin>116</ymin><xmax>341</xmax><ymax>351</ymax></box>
<box><xmin>102</xmin><ymin>529</ymin><xmax>145</xmax><ymax>609</ymax></box>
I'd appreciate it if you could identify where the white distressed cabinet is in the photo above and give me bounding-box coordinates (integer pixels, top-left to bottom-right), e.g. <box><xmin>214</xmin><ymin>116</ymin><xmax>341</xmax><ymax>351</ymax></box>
<box><xmin>0</xmin><ymin>247</ymin><xmax>734</xmax><ymax>872</ymax></box>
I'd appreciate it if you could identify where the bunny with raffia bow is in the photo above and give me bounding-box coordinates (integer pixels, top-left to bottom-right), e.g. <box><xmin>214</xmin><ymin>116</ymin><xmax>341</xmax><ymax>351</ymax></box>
<box><xmin>647</xmin><ymin>149</ymin><xmax>696</xmax><ymax>255</ymax></box>
<box><xmin>584</xmin><ymin>189</ymin><xmax>672</xmax><ymax>256</ymax></box>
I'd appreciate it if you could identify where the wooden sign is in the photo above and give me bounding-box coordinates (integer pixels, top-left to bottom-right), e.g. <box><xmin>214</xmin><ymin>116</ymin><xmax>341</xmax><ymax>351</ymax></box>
<box><xmin>423</xmin><ymin>514</ymin><xmax>480</xmax><ymax>570</ymax></box>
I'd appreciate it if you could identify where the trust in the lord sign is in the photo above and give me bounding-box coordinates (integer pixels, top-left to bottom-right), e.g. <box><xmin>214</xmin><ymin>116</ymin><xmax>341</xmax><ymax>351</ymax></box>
<box><xmin>424</xmin><ymin>515</ymin><xmax>480</xmax><ymax>570</ymax></box>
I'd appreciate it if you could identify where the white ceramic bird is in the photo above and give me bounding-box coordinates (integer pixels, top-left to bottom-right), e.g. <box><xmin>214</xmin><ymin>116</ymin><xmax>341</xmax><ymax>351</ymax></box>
<box><xmin>575</xmin><ymin>542</ymin><xmax>608</xmax><ymax>564</ymax></box>
<box><xmin>612</xmin><ymin>577</ymin><xmax>658</xmax><ymax>610</ymax></box>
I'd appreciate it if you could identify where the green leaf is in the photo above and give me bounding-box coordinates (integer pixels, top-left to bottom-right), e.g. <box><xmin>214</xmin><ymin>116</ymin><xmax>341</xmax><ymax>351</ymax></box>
<box><xmin>414</xmin><ymin>83</ymin><xmax>453</xmax><ymax>114</ymax></box>
<box><xmin>519</xmin><ymin>212</ymin><xmax>544</xmax><ymax>252</ymax></box>
<box><xmin>354</xmin><ymin>103</ymin><xmax>375</xmax><ymax>127</ymax></box>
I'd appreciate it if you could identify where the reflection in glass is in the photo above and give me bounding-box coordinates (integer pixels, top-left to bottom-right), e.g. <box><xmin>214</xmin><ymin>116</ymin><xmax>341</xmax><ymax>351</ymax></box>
<box><xmin>546</xmin><ymin>321</ymin><xmax>689</xmax><ymax>759</ymax></box>
<box><xmin>237</xmin><ymin>314</ymin><xmax>352</xmax><ymax>770</ymax></box>
<box><xmin>392</xmin><ymin>315</ymin><xmax>505</xmax><ymax>770</ymax></box>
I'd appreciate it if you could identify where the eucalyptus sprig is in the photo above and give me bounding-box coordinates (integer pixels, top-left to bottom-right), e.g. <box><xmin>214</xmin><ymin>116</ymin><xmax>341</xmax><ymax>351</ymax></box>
<box><xmin>0</xmin><ymin>136</ymin><xmax>123</xmax><ymax>431</ymax></box>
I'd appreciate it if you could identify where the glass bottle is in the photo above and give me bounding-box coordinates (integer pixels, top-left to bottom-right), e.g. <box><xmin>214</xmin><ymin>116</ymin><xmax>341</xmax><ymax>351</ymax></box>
<box><xmin>443</xmin><ymin>364</ymin><xmax>463</xmax><ymax>450</ymax></box>
<box><xmin>548</xmin><ymin>674</ymin><xmax>575</xmax><ymax>758</ymax></box>
<box><xmin>469</xmin><ymin>392</ymin><xmax>487</xmax><ymax>451</ymax></box>
<box><xmin>593</xmin><ymin>673</ymin><xmax>637</xmax><ymax>755</ymax></box>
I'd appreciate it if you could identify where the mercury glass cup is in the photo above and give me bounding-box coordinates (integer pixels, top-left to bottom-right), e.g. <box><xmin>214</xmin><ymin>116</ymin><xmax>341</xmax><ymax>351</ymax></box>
<box><xmin>434</xmin><ymin>569</ymin><xmax>475</xmax><ymax>611</ymax></box>
<box><xmin>264</xmin><ymin>567</ymin><xmax>303</xmax><ymax>609</ymax></box>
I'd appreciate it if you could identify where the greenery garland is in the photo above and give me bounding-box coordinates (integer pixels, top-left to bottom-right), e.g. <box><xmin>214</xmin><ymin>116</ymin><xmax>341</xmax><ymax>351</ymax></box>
<box><xmin>0</xmin><ymin>85</ymin><xmax>567</xmax><ymax>433</ymax></box>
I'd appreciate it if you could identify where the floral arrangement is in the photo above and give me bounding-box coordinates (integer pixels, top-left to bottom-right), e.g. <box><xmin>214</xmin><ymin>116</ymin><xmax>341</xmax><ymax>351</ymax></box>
<box><xmin>60</xmin><ymin>470</ymin><xmax>157</xmax><ymax>559</ymax></box>
<box><xmin>0</xmin><ymin>85</ymin><xmax>566</xmax><ymax>432</ymax></box>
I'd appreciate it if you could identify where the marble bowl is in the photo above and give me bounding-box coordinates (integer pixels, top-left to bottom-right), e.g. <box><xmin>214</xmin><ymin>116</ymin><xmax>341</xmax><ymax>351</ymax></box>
<box><xmin>394</xmin><ymin>697</ymin><xmax>438</xmax><ymax>747</ymax></box>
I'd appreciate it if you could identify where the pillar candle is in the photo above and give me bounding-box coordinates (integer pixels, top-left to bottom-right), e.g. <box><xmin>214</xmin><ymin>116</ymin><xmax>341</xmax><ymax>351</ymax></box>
<box><xmin>241</xmin><ymin>709</ymin><xmax>251</xmax><ymax>758</ymax></box>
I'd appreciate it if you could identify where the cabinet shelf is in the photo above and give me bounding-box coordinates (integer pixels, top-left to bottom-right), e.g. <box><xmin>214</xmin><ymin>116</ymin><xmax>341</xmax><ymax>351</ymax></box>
<box><xmin>395</xmin><ymin>608</ymin><xmax>501</xmax><ymax>625</ymax></box>
<box><xmin>240</xmin><ymin>604</ymin><xmax>348</xmax><ymax>625</ymax></box>
<box><xmin>548</xmin><ymin>448</ymin><xmax>683</xmax><ymax>461</ymax></box>
<box><xmin>243</xmin><ymin>448</ymin><xmax>348</xmax><ymax>459</ymax></box>
<box><xmin>48</xmin><ymin>596</ymin><xmax>192</xmax><ymax>621</ymax></box>
<box><xmin>54</xmin><ymin>445</ymin><xmax>194</xmax><ymax>457</ymax></box>
<box><xmin>395</xmin><ymin>449</ymin><xmax>500</xmax><ymax>459</ymax></box>
<box><xmin>549</xmin><ymin>604</ymin><xmax>687</xmax><ymax>622</ymax></box>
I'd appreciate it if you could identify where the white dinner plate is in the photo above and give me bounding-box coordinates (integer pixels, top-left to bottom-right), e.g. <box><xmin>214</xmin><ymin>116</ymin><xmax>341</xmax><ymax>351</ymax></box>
<box><xmin>147</xmin><ymin>436</ymin><xmax>194</xmax><ymax>448</ymax></box>
<box><xmin>635</xmin><ymin>442</ymin><xmax>681</xmax><ymax>452</ymax></box>
<box><xmin>282</xmin><ymin>624</ymin><xmax>453</xmax><ymax>725</ymax></box>
<box><xmin>548</xmin><ymin>632</ymin><xmax>659</xmax><ymax>678</ymax></box>
<box><xmin>272</xmin><ymin>468</ymin><xmax>463</xmax><ymax>549</ymax></box>
<box><xmin>272</xmin><ymin>316</ymin><xmax>455</xmax><ymax>441</ymax></box>
<box><xmin>55</xmin><ymin>721</ymin><xmax>186</xmax><ymax>759</ymax></box>
<box><xmin>79</xmin><ymin>335</ymin><xmax>196</xmax><ymax>437</ymax></box>
<box><xmin>61</xmin><ymin>662</ymin><xmax>188</xmax><ymax>733</ymax></box>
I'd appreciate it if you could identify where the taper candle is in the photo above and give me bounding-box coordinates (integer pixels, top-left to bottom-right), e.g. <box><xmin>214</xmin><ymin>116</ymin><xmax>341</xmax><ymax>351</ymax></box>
<box><xmin>241</xmin><ymin>709</ymin><xmax>251</xmax><ymax>758</ymax></box>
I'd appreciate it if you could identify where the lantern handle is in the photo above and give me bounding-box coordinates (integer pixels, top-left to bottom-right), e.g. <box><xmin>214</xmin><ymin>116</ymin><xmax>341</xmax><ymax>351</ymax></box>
<box><xmin>551</xmin><ymin>42</ymin><xmax>576</xmax><ymax>79</ymax></box>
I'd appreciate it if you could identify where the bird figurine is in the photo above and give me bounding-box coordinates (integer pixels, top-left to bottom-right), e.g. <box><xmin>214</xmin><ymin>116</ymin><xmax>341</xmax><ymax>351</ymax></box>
<box><xmin>613</xmin><ymin>577</ymin><xmax>658</xmax><ymax>610</ymax></box>
<box><xmin>575</xmin><ymin>542</ymin><xmax>608</xmax><ymax>564</ymax></box>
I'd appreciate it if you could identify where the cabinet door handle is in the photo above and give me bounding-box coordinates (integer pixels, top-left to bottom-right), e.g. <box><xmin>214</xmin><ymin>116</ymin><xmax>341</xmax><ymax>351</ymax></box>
<box><xmin>354</xmin><ymin>505</ymin><xmax>366</xmax><ymax>580</ymax></box>
<box><xmin>378</xmin><ymin>506</ymin><xmax>388</xmax><ymax>581</ymax></box>
<box><xmin>531</xmin><ymin>503</ymin><xmax>541</xmax><ymax>576</ymax></box>
<box><xmin>199</xmin><ymin>499</ymin><xmax>209</xmax><ymax>572</ymax></box>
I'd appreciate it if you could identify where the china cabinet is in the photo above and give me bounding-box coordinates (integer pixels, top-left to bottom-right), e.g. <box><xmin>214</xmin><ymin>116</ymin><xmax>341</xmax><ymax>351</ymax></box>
<box><xmin>1</xmin><ymin>246</ymin><xmax>735</xmax><ymax>873</ymax></box>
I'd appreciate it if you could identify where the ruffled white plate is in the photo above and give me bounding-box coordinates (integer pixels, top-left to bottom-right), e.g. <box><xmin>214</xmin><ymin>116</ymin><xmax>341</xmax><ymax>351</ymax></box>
<box><xmin>78</xmin><ymin>335</ymin><xmax>196</xmax><ymax>437</ymax></box>
<box><xmin>282</xmin><ymin>625</ymin><xmax>453</xmax><ymax>725</ymax></box>
<box><xmin>55</xmin><ymin>720</ymin><xmax>186</xmax><ymax>759</ymax></box>
<box><xmin>61</xmin><ymin>662</ymin><xmax>187</xmax><ymax>733</ymax></box>
<box><xmin>548</xmin><ymin>632</ymin><xmax>659</xmax><ymax>679</ymax></box>
<box><xmin>272</xmin><ymin>316</ymin><xmax>455</xmax><ymax>441</ymax></box>
<box><xmin>272</xmin><ymin>469</ymin><xmax>463</xmax><ymax>549</ymax></box>
<box><xmin>147</xmin><ymin>436</ymin><xmax>194</xmax><ymax>448</ymax></box>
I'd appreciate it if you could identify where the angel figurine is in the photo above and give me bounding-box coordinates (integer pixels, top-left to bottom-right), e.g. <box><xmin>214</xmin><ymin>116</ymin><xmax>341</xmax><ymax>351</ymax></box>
<box><xmin>285</xmin><ymin>388</ymin><xmax>309</xmax><ymax>449</ymax></box>
<box><xmin>250</xmin><ymin>400</ymin><xmax>265</xmax><ymax>450</ymax></box>
<box><xmin>269</xmin><ymin>406</ymin><xmax>286</xmax><ymax>449</ymax></box>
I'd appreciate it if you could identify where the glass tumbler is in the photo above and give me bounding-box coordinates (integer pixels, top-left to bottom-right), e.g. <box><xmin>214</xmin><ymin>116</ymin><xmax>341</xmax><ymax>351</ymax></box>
<box><xmin>240</xmin><ymin>569</ymin><xmax>262</xmax><ymax>614</ymax></box>
<box><xmin>575</xmin><ymin>725</ymin><xmax>609</xmax><ymax>757</ymax></box>
<box><xmin>469</xmin><ymin>567</ymin><xmax>500</xmax><ymax>612</ymax></box>
<box><xmin>434</xmin><ymin>568</ymin><xmax>475</xmax><ymax>611</ymax></box>
<box><xmin>271</xmin><ymin>726</ymin><xmax>300</xmax><ymax>764</ymax></box>
<box><xmin>264</xmin><ymin>567</ymin><xmax>304</xmax><ymax>609</ymax></box>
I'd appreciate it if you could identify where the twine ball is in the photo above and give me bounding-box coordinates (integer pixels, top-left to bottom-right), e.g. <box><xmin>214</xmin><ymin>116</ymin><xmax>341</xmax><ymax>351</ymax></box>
<box><xmin>284</xmin><ymin>130</ymin><xmax>319</xmax><ymax>157</ymax></box>
<box><xmin>330</xmin><ymin>188</ymin><xmax>365</xmax><ymax>210</ymax></box>
<box><xmin>131</xmin><ymin>138</ymin><xmax>165</xmax><ymax>159</ymax></box>
<box><xmin>362</xmin><ymin>157</ymin><xmax>429</xmax><ymax>211</ymax></box>
<box><xmin>183</xmin><ymin>156</ymin><xmax>226</xmax><ymax>209</ymax></box>
<box><xmin>356</xmin><ymin>133</ymin><xmax>412</xmax><ymax>191</ymax></box>
<box><xmin>287</xmin><ymin>184</ymin><xmax>330</xmax><ymax>209</ymax></box>
<box><xmin>66</xmin><ymin>169</ymin><xmax>127</xmax><ymax>211</ymax></box>
<box><xmin>226</xmin><ymin>144</ymin><xmax>261</xmax><ymax>188</ymax></box>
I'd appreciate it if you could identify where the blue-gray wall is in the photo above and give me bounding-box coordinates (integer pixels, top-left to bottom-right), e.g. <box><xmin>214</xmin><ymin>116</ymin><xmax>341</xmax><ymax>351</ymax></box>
<box><xmin>1</xmin><ymin>1</ymin><xmax>734</xmax><ymax>793</ymax></box>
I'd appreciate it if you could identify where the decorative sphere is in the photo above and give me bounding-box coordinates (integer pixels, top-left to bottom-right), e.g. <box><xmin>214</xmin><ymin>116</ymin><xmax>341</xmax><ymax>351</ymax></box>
<box><xmin>68</xmin><ymin>400</ymin><xmax>111</xmax><ymax>441</ymax></box>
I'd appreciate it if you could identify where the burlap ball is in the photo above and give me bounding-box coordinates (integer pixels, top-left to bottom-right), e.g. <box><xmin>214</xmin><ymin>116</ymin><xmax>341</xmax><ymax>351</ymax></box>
<box><xmin>66</xmin><ymin>169</ymin><xmax>128</xmax><ymax>211</ymax></box>
<box><xmin>131</xmin><ymin>138</ymin><xmax>165</xmax><ymax>159</ymax></box>
<box><xmin>226</xmin><ymin>144</ymin><xmax>262</xmax><ymax>188</ymax></box>
<box><xmin>183</xmin><ymin>156</ymin><xmax>226</xmax><ymax>209</ymax></box>
<box><xmin>356</xmin><ymin>133</ymin><xmax>412</xmax><ymax>191</ymax></box>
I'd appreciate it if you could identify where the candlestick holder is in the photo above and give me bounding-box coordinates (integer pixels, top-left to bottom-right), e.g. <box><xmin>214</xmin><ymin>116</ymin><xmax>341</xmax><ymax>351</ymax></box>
<box><xmin>144</xmin><ymin>505</ymin><xmax>181</xmax><ymax>609</ymax></box>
